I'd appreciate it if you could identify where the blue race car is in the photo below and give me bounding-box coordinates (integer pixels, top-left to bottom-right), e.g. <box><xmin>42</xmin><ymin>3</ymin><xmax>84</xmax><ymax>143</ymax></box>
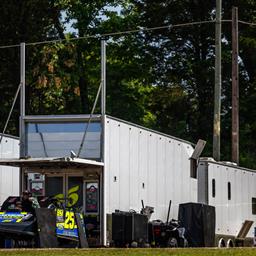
<box><xmin>0</xmin><ymin>196</ymin><xmax>87</xmax><ymax>248</ymax></box>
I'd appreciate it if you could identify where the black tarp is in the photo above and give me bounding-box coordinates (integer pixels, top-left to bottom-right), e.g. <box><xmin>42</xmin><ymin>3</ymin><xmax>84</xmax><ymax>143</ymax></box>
<box><xmin>178</xmin><ymin>203</ymin><xmax>215</xmax><ymax>247</ymax></box>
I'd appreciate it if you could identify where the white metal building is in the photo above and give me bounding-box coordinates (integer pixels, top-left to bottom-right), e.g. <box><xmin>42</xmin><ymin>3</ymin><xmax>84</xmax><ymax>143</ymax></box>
<box><xmin>0</xmin><ymin>134</ymin><xmax>20</xmax><ymax>206</ymax></box>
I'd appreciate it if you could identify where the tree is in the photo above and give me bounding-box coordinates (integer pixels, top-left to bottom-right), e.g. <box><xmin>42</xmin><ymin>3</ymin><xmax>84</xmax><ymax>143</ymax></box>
<box><xmin>126</xmin><ymin>0</ymin><xmax>256</xmax><ymax>168</ymax></box>
<box><xmin>0</xmin><ymin>0</ymin><xmax>64</xmax><ymax>135</ymax></box>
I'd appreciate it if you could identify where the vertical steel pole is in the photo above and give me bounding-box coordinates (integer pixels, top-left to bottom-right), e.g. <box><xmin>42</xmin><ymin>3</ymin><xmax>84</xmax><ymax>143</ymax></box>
<box><xmin>100</xmin><ymin>40</ymin><xmax>107</xmax><ymax>245</ymax></box>
<box><xmin>232</xmin><ymin>7</ymin><xmax>239</xmax><ymax>164</ymax></box>
<box><xmin>213</xmin><ymin>0</ymin><xmax>222</xmax><ymax>161</ymax></box>
<box><xmin>101</xmin><ymin>40</ymin><xmax>106</xmax><ymax>116</ymax></box>
<box><xmin>20</xmin><ymin>42</ymin><xmax>26</xmax><ymax>158</ymax></box>
<box><xmin>20</xmin><ymin>42</ymin><xmax>25</xmax><ymax>117</ymax></box>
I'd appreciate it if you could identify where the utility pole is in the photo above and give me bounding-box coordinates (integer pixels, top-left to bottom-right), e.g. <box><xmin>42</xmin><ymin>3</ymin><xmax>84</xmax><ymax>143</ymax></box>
<box><xmin>213</xmin><ymin>0</ymin><xmax>222</xmax><ymax>161</ymax></box>
<box><xmin>232</xmin><ymin>7</ymin><xmax>239</xmax><ymax>164</ymax></box>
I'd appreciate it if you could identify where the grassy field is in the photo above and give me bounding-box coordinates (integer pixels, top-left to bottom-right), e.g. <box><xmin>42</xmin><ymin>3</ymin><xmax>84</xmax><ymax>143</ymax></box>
<box><xmin>0</xmin><ymin>248</ymin><xmax>255</xmax><ymax>256</ymax></box>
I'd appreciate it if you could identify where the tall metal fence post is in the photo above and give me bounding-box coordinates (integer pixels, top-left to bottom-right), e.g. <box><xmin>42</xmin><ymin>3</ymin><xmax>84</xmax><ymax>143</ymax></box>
<box><xmin>20</xmin><ymin>42</ymin><xmax>26</xmax><ymax>158</ymax></box>
<box><xmin>101</xmin><ymin>40</ymin><xmax>106</xmax><ymax>116</ymax></box>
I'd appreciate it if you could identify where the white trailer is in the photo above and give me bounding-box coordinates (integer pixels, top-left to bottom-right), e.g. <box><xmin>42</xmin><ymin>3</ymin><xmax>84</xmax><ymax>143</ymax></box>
<box><xmin>0</xmin><ymin>115</ymin><xmax>256</xmax><ymax>246</ymax></box>
<box><xmin>0</xmin><ymin>134</ymin><xmax>20</xmax><ymax>206</ymax></box>
<box><xmin>198</xmin><ymin>158</ymin><xmax>256</xmax><ymax>246</ymax></box>
<box><xmin>0</xmin><ymin>115</ymin><xmax>197</xmax><ymax>245</ymax></box>
<box><xmin>104</xmin><ymin>116</ymin><xmax>197</xmax><ymax>221</ymax></box>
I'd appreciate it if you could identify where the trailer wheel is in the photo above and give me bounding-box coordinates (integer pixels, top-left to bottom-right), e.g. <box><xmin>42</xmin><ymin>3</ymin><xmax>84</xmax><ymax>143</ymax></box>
<box><xmin>218</xmin><ymin>238</ymin><xmax>226</xmax><ymax>248</ymax></box>
<box><xmin>167</xmin><ymin>237</ymin><xmax>178</xmax><ymax>247</ymax></box>
<box><xmin>226</xmin><ymin>239</ymin><xmax>234</xmax><ymax>248</ymax></box>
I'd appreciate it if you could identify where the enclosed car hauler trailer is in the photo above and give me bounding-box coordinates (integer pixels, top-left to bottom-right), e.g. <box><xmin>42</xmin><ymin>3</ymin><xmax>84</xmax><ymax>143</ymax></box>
<box><xmin>0</xmin><ymin>134</ymin><xmax>19</xmax><ymax>206</ymax></box>
<box><xmin>1</xmin><ymin>115</ymin><xmax>256</xmax><ymax>247</ymax></box>
<box><xmin>198</xmin><ymin>159</ymin><xmax>256</xmax><ymax>247</ymax></box>
<box><xmin>0</xmin><ymin>114</ymin><xmax>199</xmax><ymax>246</ymax></box>
<box><xmin>104</xmin><ymin>116</ymin><xmax>198</xmax><ymax>238</ymax></box>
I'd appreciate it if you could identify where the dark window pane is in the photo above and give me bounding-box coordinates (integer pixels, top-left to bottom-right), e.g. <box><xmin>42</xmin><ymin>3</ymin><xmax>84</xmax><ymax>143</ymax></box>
<box><xmin>228</xmin><ymin>182</ymin><xmax>231</xmax><ymax>200</ymax></box>
<box><xmin>212</xmin><ymin>179</ymin><xmax>215</xmax><ymax>198</ymax></box>
<box><xmin>45</xmin><ymin>177</ymin><xmax>63</xmax><ymax>197</ymax></box>
<box><xmin>68</xmin><ymin>176</ymin><xmax>83</xmax><ymax>208</ymax></box>
<box><xmin>252</xmin><ymin>198</ymin><xmax>256</xmax><ymax>215</ymax></box>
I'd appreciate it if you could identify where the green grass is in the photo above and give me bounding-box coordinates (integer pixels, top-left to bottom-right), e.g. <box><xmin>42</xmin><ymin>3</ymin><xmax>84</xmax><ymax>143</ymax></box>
<box><xmin>0</xmin><ymin>248</ymin><xmax>255</xmax><ymax>256</ymax></box>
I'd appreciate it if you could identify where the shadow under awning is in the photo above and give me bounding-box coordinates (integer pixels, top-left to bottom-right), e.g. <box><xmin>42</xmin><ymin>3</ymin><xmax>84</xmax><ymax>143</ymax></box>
<box><xmin>0</xmin><ymin>157</ymin><xmax>104</xmax><ymax>168</ymax></box>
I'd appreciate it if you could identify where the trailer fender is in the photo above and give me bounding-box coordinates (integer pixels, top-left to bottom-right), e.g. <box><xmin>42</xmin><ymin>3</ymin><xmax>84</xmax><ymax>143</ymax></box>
<box><xmin>226</xmin><ymin>239</ymin><xmax>234</xmax><ymax>248</ymax></box>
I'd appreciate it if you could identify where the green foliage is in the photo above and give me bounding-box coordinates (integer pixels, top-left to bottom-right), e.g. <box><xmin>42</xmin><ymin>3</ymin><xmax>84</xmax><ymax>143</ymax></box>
<box><xmin>1</xmin><ymin>0</ymin><xmax>256</xmax><ymax>168</ymax></box>
<box><xmin>0</xmin><ymin>0</ymin><xmax>63</xmax><ymax>134</ymax></box>
<box><xmin>27</xmin><ymin>41</ymin><xmax>84</xmax><ymax>114</ymax></box>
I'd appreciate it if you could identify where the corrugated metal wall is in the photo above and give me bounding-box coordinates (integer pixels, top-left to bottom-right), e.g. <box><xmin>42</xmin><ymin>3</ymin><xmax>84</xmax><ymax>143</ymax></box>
<box><xmin>0</xmin><ymin>135</ymin><xmax>20</xmax><ymax>206</ymax></box>
<box><xmin>104</xmin><ymin>116</ymin><xmax>197</xmax><ymax>221</ymax></box>
<box><xmin>207</xmin><ymin>162</ymin><xmax>256</xmax><ymax>237</ymax></box>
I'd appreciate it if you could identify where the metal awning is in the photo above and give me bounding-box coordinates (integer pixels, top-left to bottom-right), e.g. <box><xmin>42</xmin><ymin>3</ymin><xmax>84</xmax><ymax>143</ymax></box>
<box><xmin>0</xmin><ymin>157</ymin><xmax>104</xmax><ymax>168</ymax></box>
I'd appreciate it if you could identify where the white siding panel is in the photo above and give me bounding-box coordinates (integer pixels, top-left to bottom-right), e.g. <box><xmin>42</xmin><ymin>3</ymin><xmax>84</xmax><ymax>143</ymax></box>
<box><xmin>138</xmin><ymin>130</ymin><xmax>148</xmax><ymax>205</ymax></box>
<box><xmin>165</xmin><ymin>139</ymin><xmax>174</xmax><ymax>218</ymax></box>
<box><xmin>0</xmin><ymin>136</ymin><xmax>20</xmax><ymax>206</ymax></box>
<box><xmin>248</xmin><ymin>172</ymin><xmax>255</xmax><ymax>237</ymax></box>
<box><xmin>207</xmin><ymin>162</ymin><xmax>256</xmax><ymax>237</ymax></box>
<box><xmin>235</xmin><ymin>169</ymin><xmax>242</xmax><ymax>234</ymax></box>
<box><xmin>105</xmin><ymin>117</ymin><xmax>196</xmax><ymax>220</ymax></box>
<box><xmin>119</xmin><ymin>124</ymin><xmax>130</xmax><ymax>211</ymax></box>
<box><xmin>147</xmin><ymin>133</ymin><xmax>157</xmax><ymax>211</ymax></box>
<box><xmin>156</xmin><ymin>136</ymin><xmax>165</xmax><ymax>218</ymax></box>
<box><xmin>129</xmin><ymin>126</ymin><xmax>139</xmax><ymax>210</ymax></box>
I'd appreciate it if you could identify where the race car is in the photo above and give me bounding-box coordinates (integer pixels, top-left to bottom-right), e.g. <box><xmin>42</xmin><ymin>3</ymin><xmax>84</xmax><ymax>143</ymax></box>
<box><xmin>0</xmin><ymin>196</ymin><xmax>88</xmax><ymax>248</ymax></box>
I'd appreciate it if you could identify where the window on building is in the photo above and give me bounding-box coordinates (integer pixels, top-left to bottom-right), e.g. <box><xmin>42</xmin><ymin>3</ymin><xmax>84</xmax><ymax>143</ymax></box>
<box><xmin>228</xmin><ymin>182</ymin><xmax>231</xmax><ymax>200</ymax></box>
<box><xmin>252</xmin><ymin>198</ymin><xmax>256</xmax><ymax>215</ymax></box>
<box><xmin>212</xmin><ymin>179</ymin><xmax>216</xmax><ymax>198</ymax></box>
